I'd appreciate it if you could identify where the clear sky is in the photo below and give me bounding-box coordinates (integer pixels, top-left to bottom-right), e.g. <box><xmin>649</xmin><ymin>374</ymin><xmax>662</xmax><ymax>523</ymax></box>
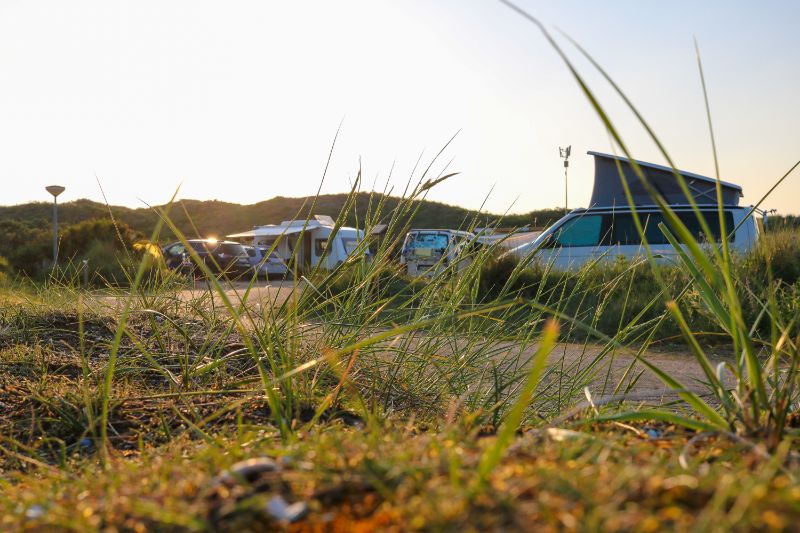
<box><xmin>1</xmin><ymin>1</ymin><xmax>798</xmax><ymax>214</ymax></box>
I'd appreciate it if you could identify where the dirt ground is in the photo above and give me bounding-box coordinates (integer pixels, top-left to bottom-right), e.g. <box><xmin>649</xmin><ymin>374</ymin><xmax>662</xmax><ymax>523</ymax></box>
<box><xmin>174</xmin><ymin>279</ymin><xmax>719</xmax><ymax>400</ymax></box>
<box><xmin>542</xmin><ymin>341</ymin><xmax>727</xmax><ymax>400</ymax></box>
<box><xmin>177</xmin><ymin>279</ymin><xmax>298</xmax><ymax>307</ymax></box>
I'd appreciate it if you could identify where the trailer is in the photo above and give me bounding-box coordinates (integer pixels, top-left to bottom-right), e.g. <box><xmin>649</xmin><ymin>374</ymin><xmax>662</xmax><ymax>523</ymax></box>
<box><xmin>227</xmin><ymin>215</ymin><xmax>367</xmax><ymax>270</ymax></box>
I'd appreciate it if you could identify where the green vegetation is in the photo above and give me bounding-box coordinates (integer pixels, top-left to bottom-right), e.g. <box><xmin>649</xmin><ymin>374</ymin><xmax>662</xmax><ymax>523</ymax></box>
<box><xmin>0</xmin><ymin>194</ymin><xmax>564</xmax><ymax>244</ymax></box>
<box><xmin>0</xmin><ymin>218</ymin><xmax>148</xmax><ymax>283</ymax></box>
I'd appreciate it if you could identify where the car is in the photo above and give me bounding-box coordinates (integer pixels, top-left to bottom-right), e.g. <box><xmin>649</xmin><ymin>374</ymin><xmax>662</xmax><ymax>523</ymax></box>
<box><xmin>162</xmin><ymin>239</ymin><xmax>252</xmax><ymax>278</ymax></box>
<box><xmin>508</xmin><ymin>205</ymin><xmax>760</xmax><ymax>270</ymax></box>
<box><xmin>242</xmin><ymin>245</ymin><xmax>291</xmax><ymax>280</ymax></box>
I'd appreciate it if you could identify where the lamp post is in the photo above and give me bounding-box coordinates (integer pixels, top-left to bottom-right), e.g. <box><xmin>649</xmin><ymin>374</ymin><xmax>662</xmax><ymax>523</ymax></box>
<box><xmin>45</xmin><ymin>185</ymin><xmax>65</xmax><ymax>265</ymax></box>
<box><xmin>559</xmin><ymin>146</ymin><xmax>571</xmax><ymax>215</ymax></box>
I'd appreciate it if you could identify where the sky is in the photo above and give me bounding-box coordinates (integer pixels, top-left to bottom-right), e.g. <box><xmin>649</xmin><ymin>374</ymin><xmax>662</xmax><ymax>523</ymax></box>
<box><xmin>1</xmin><ymin>0</ymin><xmax>798</xmax><ymax>215</ymax></box>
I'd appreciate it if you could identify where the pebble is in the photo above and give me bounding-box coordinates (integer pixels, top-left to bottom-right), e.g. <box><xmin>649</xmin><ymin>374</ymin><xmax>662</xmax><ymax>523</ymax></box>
<box><xmin>25</xmin><ymin>505</ymin><xmax>45</xmax><ymax>520</ymax></box>
<box><xmin>266</xmin><ymin>495</ymin><xmax>308</xmax><ymax>523</ymax></box>
<box><xmin>213</xmin><ymin>457</ymin><xmax>279</xmax><ymax>486</ymax></box>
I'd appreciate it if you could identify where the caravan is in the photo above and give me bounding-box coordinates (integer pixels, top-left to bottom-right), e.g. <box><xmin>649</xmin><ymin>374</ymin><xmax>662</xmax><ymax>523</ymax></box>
<box><xmin>227</xmin><ymin>215</ymin><xmax>367</xmax><ymax>270</ymax></box>
<box><xmin>510</xmin><ymin>151</ymin><xmax>760</xmax><ymax>269</ymax></box>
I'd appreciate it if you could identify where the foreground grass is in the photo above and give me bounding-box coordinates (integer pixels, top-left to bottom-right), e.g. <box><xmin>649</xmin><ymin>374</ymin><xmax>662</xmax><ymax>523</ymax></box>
<box><xmin>0</xmin><ymin>290</ymin><xmax>798</xmax><ymax>531</ymax></box>
<box><xmin>2</xmin><ymin>420</ymin><xmax>799</xmax><ymax>531</ymax></box>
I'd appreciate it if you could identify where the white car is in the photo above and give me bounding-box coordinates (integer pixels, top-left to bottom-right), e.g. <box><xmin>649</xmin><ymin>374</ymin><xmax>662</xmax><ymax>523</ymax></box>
<box><xmin>509</xmin><ymin>205</ymin><xmax>760</xmax><ymax>270</ymax></box>
<box><xmin>243</xmin><ymin>245</ymin><xmax>291</xmax><ymax>279</ymax></box>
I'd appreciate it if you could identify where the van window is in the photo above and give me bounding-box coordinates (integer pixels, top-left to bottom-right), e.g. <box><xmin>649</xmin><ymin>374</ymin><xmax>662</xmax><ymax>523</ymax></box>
<box><xmin>315</xmin><ymin>239</ymin><xmax>328</xmax><ymax>256</ymax></box>
<box><xmin>677</xmin><ymin>211</ymin><xmax>734</xmax><ymax>243</ymax></box>
<box><xmin>550</xmin><ymin>215</ymin><xmax>603</xmax><ymax>247</ymax></box>
<box><xmin>604</xmin><ymin>211</ymin><xmax>734</xmax><ymax>245</ymax></box>
<box><xmin>606</xmin><ymin>213</ymin><xmax>667</xmax><ymax>245</ymax></box>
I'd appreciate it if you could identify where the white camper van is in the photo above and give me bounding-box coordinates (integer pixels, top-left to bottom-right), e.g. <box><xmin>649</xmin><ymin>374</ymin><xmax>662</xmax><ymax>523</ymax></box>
<box><xmin>510</xmin><ymin>152</ymin><xmax>760</xmax><ymax>270</ymax></box>
<box><xmin>400</xmin><ymin>229</ymin><xmax>476</xmax><ymax>277</ymax></box>
<box><xmin>227</xmin><ymin>215</ymin><xmax>367</xmax><ymax>270</ymax></box>
<box><xmin>510</xmin><ymin>205</ymin><xmax>759</xmax><ymax>270</ymax></box>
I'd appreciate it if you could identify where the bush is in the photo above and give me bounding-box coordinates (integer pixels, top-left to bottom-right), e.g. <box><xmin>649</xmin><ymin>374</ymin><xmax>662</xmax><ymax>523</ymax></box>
<box><xmin>478</xmin><ymin>245</ymin><xmax>800</xmax><ymax>344</ymax></box>
<box><xmin>0</xmin><ymin>255</ymin><xmax>9</xmax><ymax>284</ymax></box>
<box><xmin>2</xmin><ymin>218</ymin><xmax>144</xmax><ymax>282</ymax></box>
<box><xmin>739</xmin><ymin>229</ymin><xmax>800</xmax><ymax>286</ymax></box>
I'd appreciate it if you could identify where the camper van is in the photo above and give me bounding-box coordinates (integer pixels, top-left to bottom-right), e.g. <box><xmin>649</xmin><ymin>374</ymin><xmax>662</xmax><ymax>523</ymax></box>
<box><xmin>400</xmin><ymin>229</ymin><xmax>476</xmax><ymax>277</ymax></box>
<box><xmin>509</xmin><ymin>152</ymin><xmax>760</xmax><ymax>269</ymax></box>
<box><xmin>227</xmin><ymin>215</ymin><xmax>367</xmax><ymax>270</ymax></box>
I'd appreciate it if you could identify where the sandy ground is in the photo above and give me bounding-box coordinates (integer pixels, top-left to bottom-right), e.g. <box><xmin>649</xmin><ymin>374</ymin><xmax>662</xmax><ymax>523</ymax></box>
<box><xmin>177</xmin><ymin>279</ymin><xmax>298</xmax><ymax>307</ymax></box>
<box><xmin>171</xmin><ymin>279</ymin><xmax>721</xmax><ymax>400</ymax></box>
<box><xmin>539</xmin><ymin>341</ymin><xmax>728</xmax><ymax>400</ymax></box>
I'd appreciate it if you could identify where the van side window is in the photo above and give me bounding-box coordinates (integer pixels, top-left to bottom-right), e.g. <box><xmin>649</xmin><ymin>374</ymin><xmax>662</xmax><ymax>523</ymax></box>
<box><xmin>603</xmin><ymin>211</ymin><xmax>735</xmax><ymax>245</ymax></box>
<box><xmin>677</xmin><ymin>211</ymin><xmax>734</xmax><ymax>243</ymax></box>
<box><xmin>606</xmin><ymin>213</ymin><xmax>668</xmax><ymax>245</ymax></box>
<box><xmin>551</xmin><ymin>215</ymin><xmax>603</xmax><ymax>247</ymax></box>
<box><xmin>315</xmin><ymin>239</ymin><xmax>328</xmax><ymax>256</ymax></box>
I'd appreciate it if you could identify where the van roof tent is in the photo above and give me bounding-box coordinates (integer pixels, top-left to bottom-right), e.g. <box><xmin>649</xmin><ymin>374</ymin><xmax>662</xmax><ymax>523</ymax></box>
<box><xmin>588</xmin><ymin>151</ymin><xmax>743</xmax><ymax>207</ymax></box>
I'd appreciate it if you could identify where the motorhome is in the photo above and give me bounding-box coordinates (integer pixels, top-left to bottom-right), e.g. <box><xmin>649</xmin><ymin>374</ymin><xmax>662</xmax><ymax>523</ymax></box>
<box><xmin>227</xmin><ymin>215</ymin><xmax>367</xmax><ymax>270</ymax></box>
<box><xmin>509</xmin><ymin>151</ymin><xmax>760</xmax><ymax>269</ymax></box>
<box><xmin>400</xmin><ymin>229</ymin><xmax>476</xmax><ymax>276</ymax></box>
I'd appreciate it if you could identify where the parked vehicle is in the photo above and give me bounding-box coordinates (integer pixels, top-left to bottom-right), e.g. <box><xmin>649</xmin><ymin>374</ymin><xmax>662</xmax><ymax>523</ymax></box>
<box><xmin>509</xmin><ymin>205</ymin><xmax>759</xmax><ymax>269</ymax></box>
<box><xmin>242</xmin><ymin>245</ymin><xmax>290</xmax><ymax>279</ymax></box>
<box><xmin>509</xmin><ymin>151</ymin><xmax>760</xmax><ymax>269</ymax></box>
<box><xmin>228</xmin><ymin>215</ymin><xmax>368</xmax><ymax>270</ymax></box>
<box><xmin>400</xmin><ymin>229</ymin><xmax>476</xmax><ymax>277</ymax></box>
<box><xmin>162</xmin><ymin>239</ymin><xmax>251</xmax><ymax>277</ymax></box>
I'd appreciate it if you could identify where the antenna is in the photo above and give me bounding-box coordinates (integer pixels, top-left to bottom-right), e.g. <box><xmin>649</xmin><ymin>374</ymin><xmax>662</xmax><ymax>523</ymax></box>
<box><xmin>559</xmin><ymin>146</ymin><xmax>571</xmax><ymax>214</ymax></box>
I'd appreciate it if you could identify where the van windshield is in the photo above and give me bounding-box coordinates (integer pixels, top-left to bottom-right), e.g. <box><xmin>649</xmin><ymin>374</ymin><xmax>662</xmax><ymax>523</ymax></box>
<box><xmin>407</xmin><ymin>233</ymin><xmax>449</xmax><ymax>251</ymax></box>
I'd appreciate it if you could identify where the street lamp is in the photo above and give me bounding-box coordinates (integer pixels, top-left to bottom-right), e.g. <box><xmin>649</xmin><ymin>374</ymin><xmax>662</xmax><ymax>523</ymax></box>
<box><xmin>559</xmin><ymin>146</ymin><xmax>571</xmax><ymax>215</ymax></box>
<box><xmin>45</xmin><ymin>185</ymin><xmax>65</xmax><ymax>265</ymax></box>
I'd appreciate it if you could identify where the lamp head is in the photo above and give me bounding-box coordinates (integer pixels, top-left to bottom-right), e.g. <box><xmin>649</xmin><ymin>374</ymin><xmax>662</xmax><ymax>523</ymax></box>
<box><xmin>46</xmin><ymin>185</ymin><xmax>65</xmax><ymax>198</ymax></box>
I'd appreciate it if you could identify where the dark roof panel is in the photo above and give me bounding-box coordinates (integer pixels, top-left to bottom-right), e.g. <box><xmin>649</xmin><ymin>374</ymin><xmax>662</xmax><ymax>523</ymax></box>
<box><xmin>587</xmin><ymin>151</ymin><xmax>742</xmax><ymax>207</ymax></box>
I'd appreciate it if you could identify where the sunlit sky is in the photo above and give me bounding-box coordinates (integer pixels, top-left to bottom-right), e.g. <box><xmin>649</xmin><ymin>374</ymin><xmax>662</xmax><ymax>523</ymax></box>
<box><xmin>1</xmin><ymin>1</ymin><xmax>798</xmax><ymax>214</ymax></box>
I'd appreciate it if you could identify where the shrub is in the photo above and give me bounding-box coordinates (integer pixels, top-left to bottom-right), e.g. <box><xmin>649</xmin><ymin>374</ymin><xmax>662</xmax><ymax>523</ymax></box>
<box><xmin>0</xmin><ymin>255</ymin><xmax>9</xmax><ymax>284</ymax></box>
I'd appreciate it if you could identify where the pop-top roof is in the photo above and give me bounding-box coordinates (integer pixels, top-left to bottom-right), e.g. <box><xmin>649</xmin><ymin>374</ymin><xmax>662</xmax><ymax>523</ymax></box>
<box><xmin>588</xmin><ymin>151</ymin><xmax>743</xmax><ymax>207</ymax></box>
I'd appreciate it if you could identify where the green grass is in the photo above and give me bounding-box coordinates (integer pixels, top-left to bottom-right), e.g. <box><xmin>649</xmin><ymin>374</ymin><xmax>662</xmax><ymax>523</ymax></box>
<box><xmin>4</xmin><ymin>419</ymin><xmax>800</xmax><ymax>531</ymax></box>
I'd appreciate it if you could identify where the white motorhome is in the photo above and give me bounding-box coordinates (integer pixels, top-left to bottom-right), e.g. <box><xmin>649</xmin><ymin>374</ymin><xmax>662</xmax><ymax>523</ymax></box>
<box><xmin>400</xmin><ymin>229</ymin><xmax>476</xmax><ymax>277</ymax></box>
<box><xmin>227</xmin><ymin>215</ymin><xmax>367</xmax><ymax>270</ymax></box>
<box><xmin>509</xmin><ymin>152</ymin><xmax>760</xmax><ymax>269</ymax></box>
